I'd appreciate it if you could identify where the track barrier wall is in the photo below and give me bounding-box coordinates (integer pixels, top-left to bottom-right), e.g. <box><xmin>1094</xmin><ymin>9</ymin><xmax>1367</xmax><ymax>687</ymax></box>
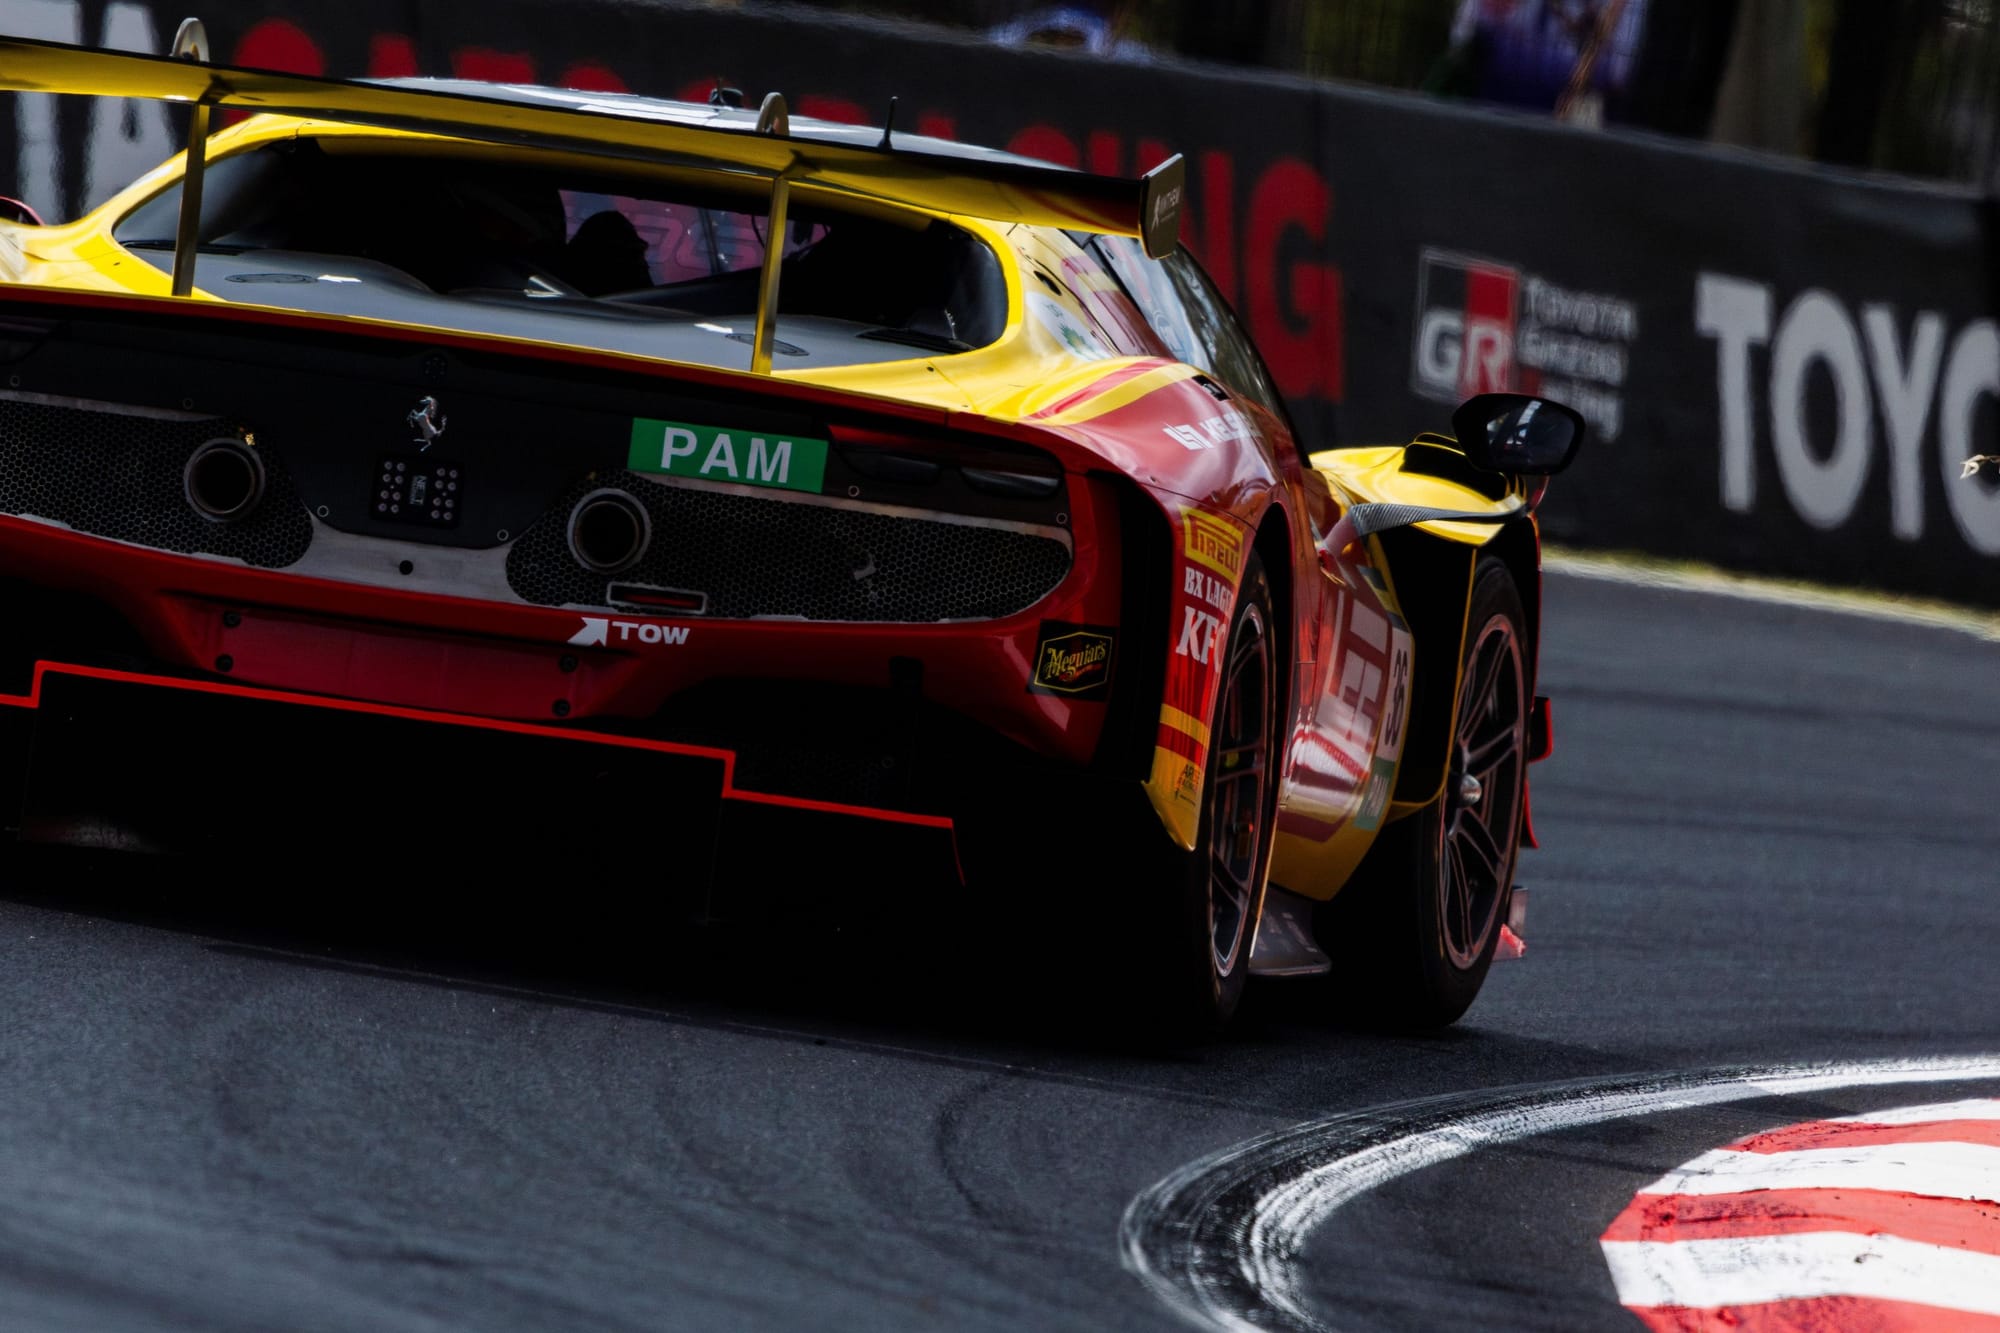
<box><xmin>3</xmin><ymin>0</ymin><xmax>1996</xmax><ymax>605</ymax></box>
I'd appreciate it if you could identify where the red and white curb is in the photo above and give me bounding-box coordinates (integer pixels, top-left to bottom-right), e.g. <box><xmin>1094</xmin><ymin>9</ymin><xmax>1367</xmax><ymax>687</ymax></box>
<box><xmin>1120</xmin><ymin>1056</ymin><xmax>2000</xmax><ymax>1333</ymax></box>
<box><xmin>1602</xmin><ymin>1097</ymin><xmax>2000</xmax><ymax>1331</ymax></box>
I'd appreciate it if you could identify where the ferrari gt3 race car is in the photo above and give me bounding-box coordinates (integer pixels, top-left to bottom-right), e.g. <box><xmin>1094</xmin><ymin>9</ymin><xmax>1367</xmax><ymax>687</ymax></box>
<box><xmin>0</xmin><ymin>23</ymin><xmax>1581</xmax><ymax>1032</ymax></box>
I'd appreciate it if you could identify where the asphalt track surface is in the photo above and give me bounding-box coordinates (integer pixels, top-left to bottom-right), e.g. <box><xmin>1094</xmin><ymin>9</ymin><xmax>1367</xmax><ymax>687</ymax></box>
<box><xmin>0</xmin><ymin>570</ymin><xmax>1994</xmax><ymax>1332</ymax></box>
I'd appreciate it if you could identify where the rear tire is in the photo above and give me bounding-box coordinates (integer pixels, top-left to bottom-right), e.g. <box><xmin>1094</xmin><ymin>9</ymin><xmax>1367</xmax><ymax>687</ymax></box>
<box><xmin>1317</xmin><ymin>554</ymin><xmax>1528</xmax><ymax>1030</ymax></box>
<box><xmin>1124</xmin><ymin>550</ymin><xmax>1281</xmax><ymax>1038</ymax></box>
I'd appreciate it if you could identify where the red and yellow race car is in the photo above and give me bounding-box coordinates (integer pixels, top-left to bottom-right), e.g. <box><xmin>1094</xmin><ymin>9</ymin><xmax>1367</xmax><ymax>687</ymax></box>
<box><xmin>0</xmin><ymin>23</ymin><xmax>1580</xmax><ymax>1031</ymax></box>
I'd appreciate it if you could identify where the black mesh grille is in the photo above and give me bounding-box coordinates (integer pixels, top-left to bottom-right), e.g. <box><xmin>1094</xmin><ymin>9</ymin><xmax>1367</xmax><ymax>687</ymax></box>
<box><xmin>0</xmin><ymin>397</ymin><xmax>311</xmax><ymax>568</ymax></box>
<box><xmin>506</xmin><ymin>471</ymin><xmax>1072</xmax><ymax>622</ymax></box>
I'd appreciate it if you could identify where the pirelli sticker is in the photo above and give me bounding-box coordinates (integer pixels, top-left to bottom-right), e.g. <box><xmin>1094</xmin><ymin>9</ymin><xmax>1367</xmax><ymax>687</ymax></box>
<box><xmin>1028</xmin><ymin>622</ymin><xmax>1116</xmax><ymax>699</ymax></box>
<box><xmin>1181</xmin><ymin>507</ymin><xmax>1244</xmax><ymax>578</ymax></box>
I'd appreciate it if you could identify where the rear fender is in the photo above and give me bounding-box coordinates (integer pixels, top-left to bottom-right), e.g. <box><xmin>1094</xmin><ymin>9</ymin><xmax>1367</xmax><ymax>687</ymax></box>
<box><xmin>1134</xmin><ymin>490</ymin><xmax>1271</xmax><ymax>852</ymax></box>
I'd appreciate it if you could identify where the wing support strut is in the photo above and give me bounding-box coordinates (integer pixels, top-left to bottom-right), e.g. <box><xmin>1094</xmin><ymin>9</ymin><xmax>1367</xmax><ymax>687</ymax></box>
<box><xmin>750</xmin><ymin>176</ymin><xmax>791</xmax><ymax>376</ymax></box>
<box><xmin>167</xmin><ymin>17</ymin><xmax>211</xmax><ymax>297</ymax></box>
<box><xmin>749</xmin><ymin>94</ymin><xmax>791</xmax><ymax>377</ymax></box>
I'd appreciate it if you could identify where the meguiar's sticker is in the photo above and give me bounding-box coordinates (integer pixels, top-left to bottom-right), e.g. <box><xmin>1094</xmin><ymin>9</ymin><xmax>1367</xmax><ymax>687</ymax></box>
<box><xmin>628</xmin><ymin>419</ymin><xmax>828</xmax><ymax>494</ymax></box>
<box><xmin>1028</xmin><ymin>622</ymin><xmax>1116</xmax><ymax>699</ymax></box>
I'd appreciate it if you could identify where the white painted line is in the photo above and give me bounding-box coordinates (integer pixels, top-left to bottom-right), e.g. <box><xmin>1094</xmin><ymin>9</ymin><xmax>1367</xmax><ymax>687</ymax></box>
<box><xmin>1542</xmin><ymin>548</ymin><xmax>2000</xmax><ymax>642</ymax></box>
<box><xmin>1639</xmin><ymin>1141</ymin><xmax>2000</xmax><ymax>1202</ymax></box>
<box><xmin>1120</xmin><ymin>1055</ymin><xmax>2000</xmax><ymax>1333</ymax></box>
<box><xmin>1603</xmin><ymin>1232</ymin><xmax>2000</xmax><ymax>1316</ymax></box>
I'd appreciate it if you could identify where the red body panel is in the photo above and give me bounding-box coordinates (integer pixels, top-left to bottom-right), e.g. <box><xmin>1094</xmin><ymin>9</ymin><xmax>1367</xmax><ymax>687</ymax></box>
<box><xmin>0</xmin><ymin>480</ymin><xmax>1119</xmax><ymax>767</ymax></box>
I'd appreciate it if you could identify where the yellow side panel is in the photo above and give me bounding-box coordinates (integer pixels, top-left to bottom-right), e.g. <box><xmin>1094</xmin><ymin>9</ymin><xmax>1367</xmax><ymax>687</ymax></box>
<box><xmin>1266</xmin><ymin>533</ymin><xmax>1422</xmax><ymax>903</ymax></box>
<box><xmin>1308</xmin><ymin>445</ymin><xmax>1526</xmax><ymax>545</ymax></box>
<box><xmin>1143</xmin><ymin>745</ymin><xmax>1202</xmax><ymax>852</ymax></box>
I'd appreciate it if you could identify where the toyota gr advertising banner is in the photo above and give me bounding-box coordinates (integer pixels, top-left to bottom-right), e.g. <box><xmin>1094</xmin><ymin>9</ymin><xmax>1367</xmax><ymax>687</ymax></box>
<box><xmin>2</xmin><ymin>0</ymin><xmax>1995</xmax><ymax>604</ymax></box>
<box><xmin>1320</xmin><ymin>93</ymin><xmax>2000</xmax><ymax>606</ymax></box>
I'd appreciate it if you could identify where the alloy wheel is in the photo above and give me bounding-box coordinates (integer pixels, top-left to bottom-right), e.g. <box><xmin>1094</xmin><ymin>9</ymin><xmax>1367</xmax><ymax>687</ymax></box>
<box><xmin>1207</xmin><ymin>600</ymin><xmax>1272</xmax><ymax>978</ymax></box>
<box><xmin>1439</xmin><ymin>611</ymin><xmax>1526</xmax><ymax>970</ymax></box>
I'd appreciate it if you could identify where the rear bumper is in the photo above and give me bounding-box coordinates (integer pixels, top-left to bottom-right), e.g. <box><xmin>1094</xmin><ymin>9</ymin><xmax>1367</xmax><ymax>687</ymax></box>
<box><xmin>0</xmin><ymin>509</ymin><xmax>1125</xmax><ymax>770</ymax></box>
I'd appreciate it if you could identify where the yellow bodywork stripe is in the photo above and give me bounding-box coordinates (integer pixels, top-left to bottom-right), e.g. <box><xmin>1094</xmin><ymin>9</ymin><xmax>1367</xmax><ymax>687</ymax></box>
<box><xmin>1035</xmin><ymin>362</ymin><xmax>1200</xmax><ymax>426</ymax></box>
<box><xmin>1159</xmin><ymin>705</ymin><xmax>1211</xmax><ymax>746</ymax></box>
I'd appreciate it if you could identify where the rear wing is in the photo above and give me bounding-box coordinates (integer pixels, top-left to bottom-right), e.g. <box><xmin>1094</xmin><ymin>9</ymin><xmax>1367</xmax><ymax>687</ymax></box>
<box><xmin>0</xmin><ymin>19</ymin><xmax>1186</xmax><ymax>372</ymax></box>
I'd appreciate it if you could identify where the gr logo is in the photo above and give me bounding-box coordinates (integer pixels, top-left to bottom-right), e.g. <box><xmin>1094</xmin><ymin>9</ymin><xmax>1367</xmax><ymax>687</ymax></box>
<box><xmin>1412</xmin><ymin>249</ymin><xmax>1520</xmax><ymax>403</ymax></box>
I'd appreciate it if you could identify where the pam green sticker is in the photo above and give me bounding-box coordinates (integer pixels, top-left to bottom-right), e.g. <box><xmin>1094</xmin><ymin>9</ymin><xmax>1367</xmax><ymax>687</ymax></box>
<box><xmin>1352</xmin><ymin>758</ymin><xmax>1397</xmax><ymax>833</ymax></box>
<box><xmin>627</xmin><ymin>419</ymin><xmax>828</xmax><ymax>494</ymax></box>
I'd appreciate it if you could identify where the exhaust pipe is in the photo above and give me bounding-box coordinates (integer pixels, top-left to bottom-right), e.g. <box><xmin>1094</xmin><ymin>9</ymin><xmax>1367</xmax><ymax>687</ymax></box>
<box><xmin>567</xmin><ymin>489</ymin><xmax>651</xmax><ymax>574</ymax></box>
<box><xmin>184</xmin><ymin>439</ymin><xmax>266</xmax><ymax>523</ymax></box>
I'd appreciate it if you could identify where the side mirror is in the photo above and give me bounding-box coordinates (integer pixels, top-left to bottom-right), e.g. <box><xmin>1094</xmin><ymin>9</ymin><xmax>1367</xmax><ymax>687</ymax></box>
<box><xmin>1451</xmin><ymin>393</ymin><xmax>1586</xmax><ymax>476</ymax></box>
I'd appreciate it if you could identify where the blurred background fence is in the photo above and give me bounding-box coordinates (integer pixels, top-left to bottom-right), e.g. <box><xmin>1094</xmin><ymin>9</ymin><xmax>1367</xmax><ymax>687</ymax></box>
<box><xmin>789</xmin><ymin>0</ymin><xmax>2000</xmax><ymax>186</ymax></box>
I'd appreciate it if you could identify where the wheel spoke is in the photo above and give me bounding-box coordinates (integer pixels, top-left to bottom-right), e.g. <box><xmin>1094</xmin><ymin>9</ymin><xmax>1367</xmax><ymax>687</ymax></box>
<box><xmin>1211</xmin><ymin>758</ymin><xmax>1265</xmax><ymax>785</ymax></box>
<box><xmin>1211</xmin><ymin>850</ymin><xmax>1253</xmax><ymax>900</ymax></box>
<box><xmin>1221</xmin><ymin>638</ymin><xmax>1264</xmax><ymax>724</ymax></box>
<box><xmin>1464</xmin><ymin>721</ymin><xmax>1519</xmax><ymax>773</ymax></box>
<box><xmin>1447</xmin><ymin>844</ymin><xmax>1474</xmax><ymax>951</ymax></box>
<box><xmin>1209</xmin><ymin>861</ymin><xmax>1248</xmax><ymax>969</ymax></box>
<box><xmin>1459</xmin><ymin>638</ymin><xmax>1508</xmax><ymax>742</ymax></box>
<box><xmin>1455</xmin><ymin>809</ymin><xmax>1505</xmax><ymax>884</ymax></box>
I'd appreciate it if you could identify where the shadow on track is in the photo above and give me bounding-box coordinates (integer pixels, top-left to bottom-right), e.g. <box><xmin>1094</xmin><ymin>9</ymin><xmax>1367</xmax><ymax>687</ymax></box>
<box><xmin>0</xmin><ymin>839</ymin><xmax>1637</xmax><ymax>1115</ymax></box>
<box><xmin>1</xmin><ymin>838</ymin><xmax>1170</xmax><ymax>1044</ymax></box>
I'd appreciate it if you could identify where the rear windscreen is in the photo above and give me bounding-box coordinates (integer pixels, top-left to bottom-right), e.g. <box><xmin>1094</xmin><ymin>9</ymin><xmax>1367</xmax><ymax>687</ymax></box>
<box><xmin>113</xmin><ymin>138</ymin><xmax>1007</xmax><ymax>352</ymax></box>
